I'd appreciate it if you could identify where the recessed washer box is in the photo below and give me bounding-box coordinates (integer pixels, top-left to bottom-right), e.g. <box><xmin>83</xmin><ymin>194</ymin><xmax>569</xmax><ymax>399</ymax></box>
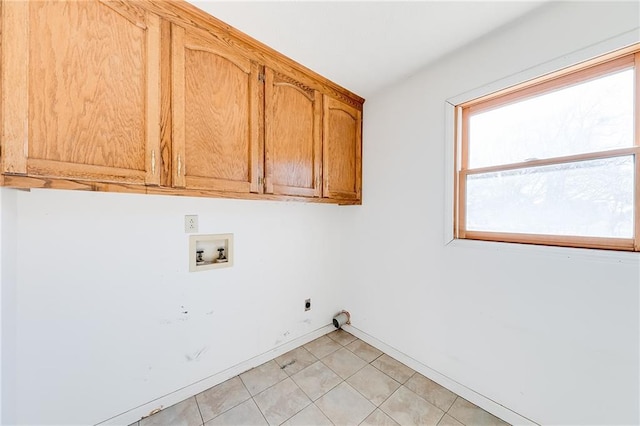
<box><xmin>189</xmin><ymin>233</ymin><xmax>233</xmax><ymax>272</ymax></box>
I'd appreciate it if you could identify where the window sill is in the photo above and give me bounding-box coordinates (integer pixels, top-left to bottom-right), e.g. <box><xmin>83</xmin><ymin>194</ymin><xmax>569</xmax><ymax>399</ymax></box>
<box><xmin>445</xmin><ymin>237</ymin><xmax>640</xmax><ymax>264</ymax></box>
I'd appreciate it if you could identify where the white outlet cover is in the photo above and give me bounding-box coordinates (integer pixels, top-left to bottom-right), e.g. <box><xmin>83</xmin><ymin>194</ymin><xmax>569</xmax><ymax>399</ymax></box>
<box><xmin>185</xmin><ymin>215</ymin><xmax>198</xmax><ymax>233</ymax></box>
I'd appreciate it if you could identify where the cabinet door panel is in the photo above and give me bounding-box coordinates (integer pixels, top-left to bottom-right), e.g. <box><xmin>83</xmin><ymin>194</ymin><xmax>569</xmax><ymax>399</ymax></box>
<box><xmin>323</xmin><ymin>96</ymin><xmax>362</xmax><ymax>201</ymax></box>
<box><xmin>172</xmin><ymin>26</ymin><xmax>261</xmax><ymax>193</ymax></box>
<box><xmin>265</xmin><ymin>68</ymin><xmax>321</xmax><ymax>197</ymax></box>
<box><xmin>2</xmin><ymin>0</ymin><xmax>161</xmax><ymax>184</ymax></box>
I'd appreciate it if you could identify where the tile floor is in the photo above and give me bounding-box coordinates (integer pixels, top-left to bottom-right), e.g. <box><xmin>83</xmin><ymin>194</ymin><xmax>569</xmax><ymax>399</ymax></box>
<box><xmin>131</xmin><ymin>330</ymin><xmax>510</xmax><ymax>426</ymax></box>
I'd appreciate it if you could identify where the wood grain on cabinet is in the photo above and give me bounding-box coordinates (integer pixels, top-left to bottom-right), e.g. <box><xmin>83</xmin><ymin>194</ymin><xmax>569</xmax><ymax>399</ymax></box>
<box><xmin>172</xmin><ymin>25</ymin><xmax>262</xmax><ymax>193</ymax></box>
<box><xmin>323</xmin><ymin>96</ymin><xmax>362</xmax><ymax>201</ymax></box>
<box><xmin>264</xmin><ymin>68</ymin><xmax>322</xmax><ymax>197</ymax></box>
<box><xmin>1</xmin><ymin>0</ymin><xmax>365</xmax><ymax>205</ymax></box>
<box><xmin>1</xmin><ymin>0</ymin><xmax>162</xmax><ymax>185</ymax></box>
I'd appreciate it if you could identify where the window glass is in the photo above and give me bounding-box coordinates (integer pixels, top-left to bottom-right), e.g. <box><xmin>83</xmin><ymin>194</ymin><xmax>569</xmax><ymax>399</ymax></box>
<box><xmin>468</xmin><ymin>68</ymin><xmax>634</xmax><ymax>168</ymax></box>
<box><xmin>465</xmin><ymin>156</ymin><xmax>634</xmax><ymax>238</ymax></box>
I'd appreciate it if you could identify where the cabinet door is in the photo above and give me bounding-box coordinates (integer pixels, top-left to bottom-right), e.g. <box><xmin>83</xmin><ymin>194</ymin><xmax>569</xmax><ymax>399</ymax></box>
<box><xmin>323</xmin><ymin>96</ymin><xmax>362</xmax><ymax>201</ymax></box>
<box><xmin>171</xmin><ymin>25</ymin><xmax>262</xmax><ymax>193</ymax></box>
<box><xmin>1</xmin><ymin>0</ymin><xmax>161</xmax><ymax>185</ymax></box>
<box><xmin>264</xmin><ymin>68</ymin><xmax>322</xmax><ymax>197</ymax></box>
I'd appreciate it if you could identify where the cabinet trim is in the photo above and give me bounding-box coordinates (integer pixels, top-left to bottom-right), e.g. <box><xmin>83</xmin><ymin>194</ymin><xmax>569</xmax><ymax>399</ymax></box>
<box><xmin>1</xmin><ymin>174</ymin><xmax>362</xmax><ymax>205</ymax></box>
<box><xmin>98</xmin><ymin>0</ymin><xmax>148</xmax><ymax>29</ymax></box>
<box><xmin>146</xmin><ymin>13</ymin><xmax>162</xmax><ymax>185</ymax></box>
<box><xmin>184</xmin><ymin>28</ymin><xmax>252</xmax><ymax>74</ymax></box>
<box><xmin>27</xmin><ymin>159</ymin><xmax>145</xmax><ymax>184</ymax></box>
<box><xmin>2</xmin><ymin>0</ymin><xmax>29</xmax><ymax>175</ymax></box>
<box><xmin>171</xmin><ymin>24</ymin><xmax>187</xmax><ymax>188</ymax></box>
<box><xmin>313</xmin><ymin>90</ymin><xmax>323</xmax><ymax>198</ymax></box>
<box><xmin>250</xmin><ymin>61</ymin><xmax>264</xmax><ymax>194</ymax></box>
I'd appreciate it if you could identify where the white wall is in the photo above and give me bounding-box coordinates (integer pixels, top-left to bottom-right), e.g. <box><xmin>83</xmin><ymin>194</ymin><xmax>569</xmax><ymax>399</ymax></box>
<box><xmin>1</xmin><ymin>188</ymin><xmax>18</xmax><ymax>425</ymax></box>
<box><xmin>6</xmin><ymin>188</ymin><xmax>346</xmax><ymax>425</ymax></box>
<box><xmin>344</xmin><ymin>2</ymin><xmax>640</xmax><ymax>425</ymax></box>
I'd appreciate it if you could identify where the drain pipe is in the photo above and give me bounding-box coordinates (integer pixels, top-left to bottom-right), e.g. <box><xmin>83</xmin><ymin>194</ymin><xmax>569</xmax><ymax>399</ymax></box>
<box><xmin>332</xmin><ymin>310</ymin><xmax>351</xmax><ymax>329</ymax></box>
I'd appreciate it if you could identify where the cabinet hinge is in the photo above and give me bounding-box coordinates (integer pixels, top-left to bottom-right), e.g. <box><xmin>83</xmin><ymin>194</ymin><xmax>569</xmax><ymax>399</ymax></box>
<box><xmin>258</xmin><ymin>73</ymin><xmax>265</xmax><ymax>82</ymax></box>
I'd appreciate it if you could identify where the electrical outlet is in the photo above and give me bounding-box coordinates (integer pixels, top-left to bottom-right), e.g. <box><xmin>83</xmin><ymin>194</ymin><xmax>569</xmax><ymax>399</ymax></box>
<box><xmin>305</xmin><ymin>298</ymin><xmax>311</xmax><ymax>311</ymax></box>
<box><xmin>185</xmin><ymin>215</ymin><xmax>198</xmax><ymax>233</ymax></box>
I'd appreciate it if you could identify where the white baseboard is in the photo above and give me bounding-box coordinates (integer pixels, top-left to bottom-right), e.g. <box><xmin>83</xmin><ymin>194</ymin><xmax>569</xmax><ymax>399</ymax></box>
<box><xmin>99</xmin><ymin>324</ymin><xmax>335</xmax><ymax>426</ymax></box>
<box><xmin>343</xmin><ymin>325</ymin><xmax>538</xmax><ymax>426</ymax></box>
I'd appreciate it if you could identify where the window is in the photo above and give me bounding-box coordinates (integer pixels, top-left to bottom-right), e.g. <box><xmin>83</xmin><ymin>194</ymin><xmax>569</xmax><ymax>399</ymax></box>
<box><xmin>455</xmin><ymin>46</ymin><xmax>640</xmax><ymax>251</ymax></box>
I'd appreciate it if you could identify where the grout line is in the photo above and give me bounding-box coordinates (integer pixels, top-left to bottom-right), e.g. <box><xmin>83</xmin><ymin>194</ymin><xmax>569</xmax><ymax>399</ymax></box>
<box><xmin>205</xmin><ymin>376</ymin><xmax>254</xmax><ymax>423</ymax></box>
<box><xmin>312</xmin><ymin>401</ymin><xmax>334</xmax><ymax>425</ymax></box>
<box><xmin>246</xmin><ymin>366</ymin><xmax>292</xmax><ymax>398</ymax></box>
<box><xmin>446</xmin><ymin>397</ymin><xmax>469</xmax><ymax>426</ymax></box>
<box><xmin>192</xmin><ymin>395</ymin><xmax>205</xmax><ymax>426</ymax></box>
<box><xmin>252</xmin><ymin>396</ymin><xmax>270</xmax><ymax>426</ymax></box>
<box><xmin>241</xmin><ymin>373</ymin><xmax>271</xmax><ymax>426</ymax></box>
<box><xmin>285</xmin><ymin>399</ymin><xmax>313</xmax><ymax>425</ymax></box>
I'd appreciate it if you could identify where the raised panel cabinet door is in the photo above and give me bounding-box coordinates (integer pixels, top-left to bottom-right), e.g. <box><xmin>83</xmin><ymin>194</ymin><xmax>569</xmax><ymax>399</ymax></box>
<box><xmin>323</xmin><ymin>95</ymin><xmax>362</xmax><ymax>201</ymax></box>
<box><xmin>264</xmin><ymin>68</ymin><xmax>322</xmax><ymax>197</ymax></box>
<box><xmin>171</xmin><ymin>25</ymin><xmax>262</xmax><ymax>193</ymax></box>
<box><xmin>1</xmin><ymin>0</ymin><xmax>162</xmax><ymax>185</ymax></box>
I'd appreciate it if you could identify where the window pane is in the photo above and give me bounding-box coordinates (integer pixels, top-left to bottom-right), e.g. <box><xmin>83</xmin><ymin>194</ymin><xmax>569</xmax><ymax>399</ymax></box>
<box><xmin>466</xmin><ymin>156</ymin><xmax>634</xmax><ymax>238</ymax></box>
<box><xmin>468</xmin><ymin>69</ymin><xmax>634</xmax><ymax>168</ymax></box>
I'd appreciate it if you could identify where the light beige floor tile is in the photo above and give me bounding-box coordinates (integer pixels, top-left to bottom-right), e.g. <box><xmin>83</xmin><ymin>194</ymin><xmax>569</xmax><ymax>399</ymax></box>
<box><xmin>196</xmin><ymin>376</ymin><xmax>251</xmax><ymax>422</ymax></box>
<box><xmin>447</xmin><ymin>398</ymin><xmax>511</xmax><ymax>426</ymax></box>
<box><xmin>405</xmin><ymin>373</ymin><xmax>457</xmax><ymax>411</ymax></box>
<box><xmin>140</xmin><ymin>397</ymin><xmax>202</xmax><ymax>426</ymax></box>
<box><xmin>347</xmin><ymin>364</ymin><xmax>401</xmax><ymax>406</ymax></box>
<box><xmin>322</xmin><ymin>347</ymin><xmax>367</xmax><ymax>379</ymax></box>
<box><xmin>292</xmin><ymin>361</ymin><xmax>342</xmax><ymax>400</ymax></box>
<box><xmin>282</xmin><ymin>403</ymin><xmax>333</xmax><ymax>426</ymax></box>
<box><xmin>206</xmin><ymin>399</ymin><xmax>267</xmax><ymax>426</ymax></box>
<box><xmin>134</xmin><ymin>337</ymin><xmax>506</xmax><ymax>426</ymax></box>
<box><xmin>304</xmin><ymin>335</ymin><xmax>342</xmax><ymax>359</ymax></box>
<box><xmin>380</xmin><ymin>387</ymin><xmax>444</xmax><ymax>426</ymax></box>
<box><xmin>371</xmin><ymin>354</ymin><xmax>415</xmax><ymax>384</ymax></box>
<box><xmin>240</xmin><ymin>360</ymin><xmax>288</xmax><ymax>396</ymax></box>
<box><xmin>361</xmin><ymin>409</ymin><xmax>400</xmax><ymax>426</ymax></box>
<box><xmin>253</xmin><ymin>377</ymin><xmax>311</xmax><ymax>425</ymax></box>
<box><xmin>275</xmin><ymin>346</ymin><xmax>318</xmax><ymax>376</ymax></box>
<box><xmin>327</xmin><ymin>329</ymin><xmax>357</xmax><ymax>346</ymax></box>
<box><xmin>438</xmin><ymin>413</ymin><xmax>465</xmax><ymax>426</ymax></box>
<box><xmin>315</xmin><ymin>382</ymin><xmax>375</xmax><ymax>425</ymax></box>
<box><xmin>345</xmin><ymin>339</ymin><xmax>383</xmax><ymax>363</ymax></box>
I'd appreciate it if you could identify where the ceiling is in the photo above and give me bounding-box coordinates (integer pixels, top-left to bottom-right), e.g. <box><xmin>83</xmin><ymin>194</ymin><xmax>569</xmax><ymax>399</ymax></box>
<box><xmin>189</xmin><ymin>1</ymin><xmax>547</xmax><ymax>98</ymax></box>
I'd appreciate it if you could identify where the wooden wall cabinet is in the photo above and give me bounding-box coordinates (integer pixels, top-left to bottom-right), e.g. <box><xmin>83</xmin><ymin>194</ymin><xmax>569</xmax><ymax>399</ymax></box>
<box><xmin>1</xmin><ymin>0</ymin><xmax>162</xmax><ymax>186</ymax></box>
<box><xmin>0</xmin><ymin>0</ymin><xmax>364</xmax><ymax>204</ymax></box>
<box><xmin>323</xmin><ymin>96</ymin><xmax>362</xmax><ymax>201</ymax></box>
<box><xmin>171</xmin><ymin>25</ymin><xmax>262</xmax><ymax>194</ymax></box>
